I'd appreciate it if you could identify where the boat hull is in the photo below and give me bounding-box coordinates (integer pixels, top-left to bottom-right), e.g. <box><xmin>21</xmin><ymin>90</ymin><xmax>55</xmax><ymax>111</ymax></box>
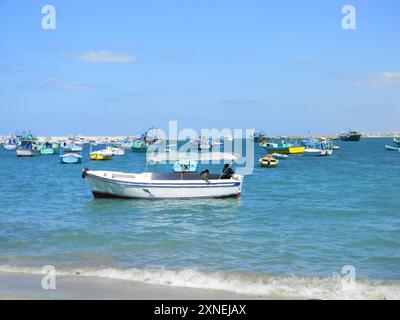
<box><xmin>3</xmin><ymin>144</ymin><xmax>17</xmax><ymax>150</ymax></box>
<box><xmin>16</xmin><ymin>149</ymin><xmax>33</xmax><ymax>157</ymax></box>
<box><xmin>90</xmin><ymin>154</ymin><xmax>112</xmax><ymax>161</ymax></box>
<box><xmin>40</xmin><ymin>148</ymin><xmax>55</xmax><ymax>155</ymax></box>
<box><xmin>60</xmin><ymin>153</ymin><xmax>82</xmax><ymax>164</ymax></box>
<box><xmin>83</xmin><ymin>171</ymin><xmax>243</xmax><ymax>199</ymax></box>
<box><xmin>385</xmin><ymin>145</ymin><xmax>400</xmax><ymax>151</ymax></box>
<box><xmin>263</xmin><ymin>146</ymin><xmax>305</xmax><ymax>154</ymax></box>
<box><xmin>339</xmin><ymin>134</ymin><xmax>361</xmax><ymax>141</ymax></box>
<box><xmin>303</xmin><ymin>149</ymin><xmax>333</xmax><ymax>156</ymax></box>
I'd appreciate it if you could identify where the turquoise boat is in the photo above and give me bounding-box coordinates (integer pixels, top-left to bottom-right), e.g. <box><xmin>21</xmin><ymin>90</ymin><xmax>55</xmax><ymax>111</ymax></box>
<box><xmin>40</xmin><ymin>142</ymin><xmax>56</xmax><ymax>155</ymax></box>
<box><xmin>131</xmin><ymin>140</ymin><xmax>149</xmax><ymax>152</ymax></box>
<box><xmin>60</xmin><ymin>153</ymin><xmax>82</xmax><ymax>164</ymax></box>
<box><xmin>260</xmin><ymin>140</ymin><xmax>305</xmax><ymax>155</ymax></box>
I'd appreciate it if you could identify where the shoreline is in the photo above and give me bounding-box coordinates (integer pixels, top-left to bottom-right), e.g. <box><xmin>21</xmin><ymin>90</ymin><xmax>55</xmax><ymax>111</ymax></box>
<box><xmin>0</xmin><ymin>267</ymin><xmax>398</xmax><ymax>300</ymax></box>
<box><xmin>0</xmin><ymin>271</ymin><xmax>272</xmax><ymax>300</ymax></box>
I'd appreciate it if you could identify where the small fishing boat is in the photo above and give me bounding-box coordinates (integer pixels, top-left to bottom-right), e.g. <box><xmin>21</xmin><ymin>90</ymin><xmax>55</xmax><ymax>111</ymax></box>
<box><xmin>16</xmin><ymin>133</ymin><xmax>37</xmax><ymax>157</ymax></box>
<box><xmin>190</xmin><ymin>137</ymin><xmax>213</xmax><ymax>151</ymax></box>
<box><xmin>40</xmin><ymin>142</ymin><xmax>56</xmax><ymax>155</ymax></box>
<box><xmin>252</xmin><ymin>130</ymin><xmax>267</xmax><ymax>142</ymax></box>
<box><xmin>62</xmin><ymin>142</ymin><xmax>83</xmax><ymax>152</ymax></box>
<box><xmin>60</xmin><ymin>153</ymin><xmax>82</xmax><ymax>164</ymax></box>
<box><xmin>259</xmin><ymin>155</ymin><xmax>279</xmax><ymax>168</ymax></box>
<box><xmin>303</xmin><ymin>142</ymin><xmax>333</xmax><ymax>156</ymax></box>
<box><xmin>3</xmin><ymin>136</ymin><xmax>19</xmax><ymax>150</ymax></box>
<box><xmin>142</xmin><ymin>127</ymin><xmax>163</xmax><ymax>145</ymax></box>
<box><xmin>393</xmin><ymin>138</ymin><xmax>400</xmax><ymax>147</ymax></box>
<box><xmin>270</xmin><ymin>153</ymin><xmax>288</xmax><ymax>159</ymax></box>
<box><xmin>90</xmin><ymin>149</ymin><xmax>113</xmax><ymax>161</ymax></box>
<box><xmin>131</xmin><ymin>139</ymin><xmax>149</xmax><ymax>152</ymax></box>
<box><xmin>106</xmin><ymin>146</ymin><xmax>125</xmax><ymax>156</ymax></box>
<box><xmin>82</xmin><ymin>152</ymin><xmax>242</xmax><ymax>200</ymax></box>
<box><xmin>260</xmin><ymin>140</ymin><xmax>305</xmax><ymax>154</ymax></box>
<box><xmin>173</xmin><ymin>160</ymin><xmax>198</xmax><ymax>173</ymax></box>
<box><xmin>385</xmin><ymin>145</ymin><xmax>400</xmax><ymax>151</ymax></box>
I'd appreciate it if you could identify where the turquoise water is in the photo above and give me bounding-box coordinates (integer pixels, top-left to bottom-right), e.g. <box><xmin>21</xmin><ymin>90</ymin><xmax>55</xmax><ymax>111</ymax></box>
<box><xmin>0</xmin><ymin>138</ymin><xmax>399</xmax><ymax>298</ymax></box>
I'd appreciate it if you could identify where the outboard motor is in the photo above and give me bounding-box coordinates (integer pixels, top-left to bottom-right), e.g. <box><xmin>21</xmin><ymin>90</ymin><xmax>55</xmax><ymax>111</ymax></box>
<box><xmin>82</xmin><ymin>168</ymin><xmax>89</xmax><ymax>179</ymax></box>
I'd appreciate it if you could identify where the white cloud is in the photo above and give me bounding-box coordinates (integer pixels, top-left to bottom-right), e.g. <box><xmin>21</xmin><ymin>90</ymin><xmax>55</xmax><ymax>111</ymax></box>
<box><xmin>356</xmin><ymin>71</ymin><xmax>400</xmax><ymax>88</ymax></box>
<box><xmin>75</xmin><ymin>50</ymin><xmax>136</xmax><ymax>63</ymax></box>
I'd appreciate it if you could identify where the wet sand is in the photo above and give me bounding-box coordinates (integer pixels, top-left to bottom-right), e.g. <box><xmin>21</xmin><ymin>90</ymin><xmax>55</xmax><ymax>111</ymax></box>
<box><xmin>0</xmin><ymin>271</ymin><xmax>275</xmax><ymax>300</ymax></box>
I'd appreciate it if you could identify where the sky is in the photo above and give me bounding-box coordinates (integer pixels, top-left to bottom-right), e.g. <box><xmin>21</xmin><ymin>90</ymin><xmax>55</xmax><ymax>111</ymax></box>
<box><xmin>0</xmin><ymin>0</ymin><xmax>399</xmax><ymax>136</ymax></box>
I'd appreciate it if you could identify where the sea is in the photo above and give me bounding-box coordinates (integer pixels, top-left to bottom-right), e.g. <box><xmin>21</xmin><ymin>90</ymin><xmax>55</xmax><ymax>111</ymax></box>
<box><xmin>0</xmin><ymin>138</ymin><xmax>399</xmax><ymax>299</ymax></box>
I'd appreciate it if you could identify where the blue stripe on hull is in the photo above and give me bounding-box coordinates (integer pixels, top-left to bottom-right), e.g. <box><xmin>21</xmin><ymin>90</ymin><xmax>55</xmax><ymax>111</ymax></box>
<box><xmin>87</xmin><ymin>174</ymin><xmax>240</xmax><ymax>188</ymax></box>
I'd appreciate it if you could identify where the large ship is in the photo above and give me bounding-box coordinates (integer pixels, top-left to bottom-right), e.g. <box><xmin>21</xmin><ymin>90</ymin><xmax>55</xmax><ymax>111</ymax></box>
<box><xmin>338</xmin><ymin>130</ymin><xmax>361</xmax><ymax>141</ymax></box>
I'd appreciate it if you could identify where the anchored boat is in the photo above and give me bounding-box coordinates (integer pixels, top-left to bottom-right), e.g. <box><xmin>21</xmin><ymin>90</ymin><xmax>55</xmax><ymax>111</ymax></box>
<box><xmin>82</xmin><ymin>152</ymin><xmax>242</xmax><ymax>199</ymax></box>
<box><xmin>259</xmin><ymin>155</ymin><xmax>279</xmax><ymax>168</ymax></box>
<box><xmin>385</xmin><ymin>145</ymin><xmax>400</xmax><ymax>152</ymax></box>
<box><xmin>338</xmin><ymin>130</ymin><xmax>361</xmax><ymax>141</ymax></box>
<box><xmin>260</xmin><ymin>140</ymin><xmax>305</xmax><ymax>155</ymax></box>
<box><xmin>251</xmin><ymin>130</ymin><xmax>267</xmax><ymax>142</ymax></box>
<box><xmin>270</xmin><ymin>153</ymin><xmax>288</xmax><ymax>159</ymax></box>
<box><xmin>106</xmin><ymin>146</ymin><xmax>125</xmax><ymax>156</ymax></box>
<box><xmin>16</xmin><ymin>133</ymin><xmax>37</xmax><ymax>157</ymax></box>
<box><xmin>303</xmin><ymin>142</ymin><xmax>333</xmax><ymax>156</ymax></box>
<box><xmin>82</xmin><ymin>171</ymin><xmax>243</xmax><ymax>199</ymax></box>
<box><xmin>90</xmin><ymin>149</ymin><xmax>113</xmax><ymax>161</ymax></box>
<box><xmin>131</xmin><ymin>139</ymin><xmax>149</xmax><ymax>152</ymax></box>
<box><xmin>60</xmin><ymin>153</ymin><xmax>82</xmax><ymax>164</ymax></box>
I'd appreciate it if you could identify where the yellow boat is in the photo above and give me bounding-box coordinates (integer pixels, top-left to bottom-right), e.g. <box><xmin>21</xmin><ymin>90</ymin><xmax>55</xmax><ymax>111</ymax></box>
<box><xmin>260</xmin><ymin>141</ymin><xmax>305</xmax><ymax>155</ymax></box>
<box><xmin>90</xmin><ymin>149</ymin><xmax>113</xmax><ymax>161</ymax></box>
<box><xmin>282</xmin><ymin>146</ymin><xmax>305</xmax><ymax>154</ymax></box>
<box><xmin>259</xmin><ymin>155</ymin><xmax>279</xmax><ymax>168</ymax></box>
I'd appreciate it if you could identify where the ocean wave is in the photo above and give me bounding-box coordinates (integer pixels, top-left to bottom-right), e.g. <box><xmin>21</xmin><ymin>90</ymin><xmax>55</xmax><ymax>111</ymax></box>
<box><xmin>0</xmin><ymin>265</ymin><xmax>399</xmax><ymax>299</ymax></box>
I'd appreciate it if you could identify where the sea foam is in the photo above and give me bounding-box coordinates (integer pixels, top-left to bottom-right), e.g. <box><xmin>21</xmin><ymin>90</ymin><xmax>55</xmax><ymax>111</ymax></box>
<box><xmin>0</xmin><ymin>265</ymin><xmax>399</xmax><ymax>299</ymax></box>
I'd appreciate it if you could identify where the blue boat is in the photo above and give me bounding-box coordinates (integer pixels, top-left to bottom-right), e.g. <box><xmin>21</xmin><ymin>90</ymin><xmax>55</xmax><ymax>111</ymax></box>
<box><xmin>60</xmin><ymin>153</ymin><xmax>82</xmax><ymax>164</ymax></box>
<box><xmin>173</xmin><ymin>160</ymin><xmax>198</xmax><ymax>173</ymax></box>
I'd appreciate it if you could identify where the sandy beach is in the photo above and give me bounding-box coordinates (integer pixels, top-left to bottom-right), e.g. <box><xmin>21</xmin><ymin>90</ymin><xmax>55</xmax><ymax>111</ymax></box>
<box><xmin>0</xmin><ymin>272</ymin><xmax>272</xmax><ymax>300</ymax></box>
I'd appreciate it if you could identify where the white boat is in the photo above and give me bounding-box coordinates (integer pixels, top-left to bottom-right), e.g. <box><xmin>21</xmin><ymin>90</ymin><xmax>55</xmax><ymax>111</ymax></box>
<box><xmin>62</xmin><ymin>142</ymin><xmax>83</xmax><ymax>152</ymax></box>
<box><xmin>106</xmin><ymin>146</ymin><xmax>125</xmax><ymax>156</ymax></box>
<box><xmin>82</xmin><ymin>170</ymin><xmax>243</xmax><ymax>199</ymax></box>
<box><xmin>82</xmin><ymin>151</ymin><xmax>242</xmax><ymax>199</ymax></box>
<box><xmin>190</xmin><ymin>136</ymin><xmax>214</xmax><ymax>150</ymax></box>
<box><xmin>304</xmin><ymin>148</ymin><xmax>333</xmax><ymax>156</ymax></box>
<box><xmin>303</xmin><ymin>142</ymin><xmax>333</xmax><ymax>156</ymax></box>
<box><xmin>16</xmin><ymin>149</ymin><xmax>33</xmax><ymax>157</ymax></box>
<box><xmin>3</xmin><ymin>143</ymin><xmax>17</xmax><ymax>150</ymax></box>
<box><xmin>385</xmin><ymin>145</ymin><xmax>400</xmax><ymax>151</ymax></box>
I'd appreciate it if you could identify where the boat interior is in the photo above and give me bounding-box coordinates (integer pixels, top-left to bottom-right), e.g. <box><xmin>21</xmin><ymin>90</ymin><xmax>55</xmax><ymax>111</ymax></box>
<box><xmin>150</xmin><ymin>172</ymin><xmax>228</xmax><ymax>180</ymax></box>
